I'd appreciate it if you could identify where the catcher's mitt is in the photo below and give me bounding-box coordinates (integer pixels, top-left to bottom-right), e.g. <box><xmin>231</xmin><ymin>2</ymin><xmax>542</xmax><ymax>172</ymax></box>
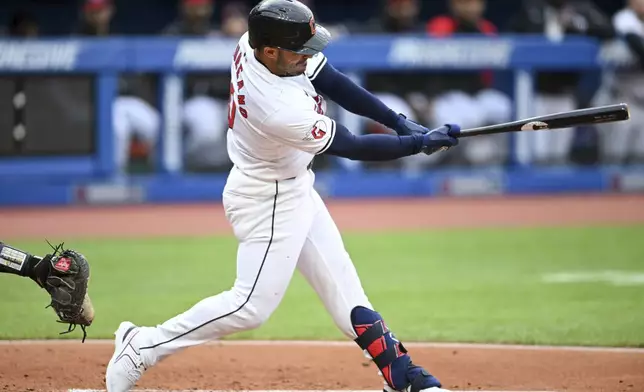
<box><xmin>33</xmin><ymin>241</ymin><xmax>94</xmax><ymax>342</ymax></box>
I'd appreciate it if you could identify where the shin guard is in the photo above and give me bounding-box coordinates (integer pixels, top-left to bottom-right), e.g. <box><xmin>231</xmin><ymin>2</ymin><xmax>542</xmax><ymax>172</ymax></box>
<box><xmin>350</xmin><ymin>306</ymin><xmax>441</xmax><ymax>392</ymax></box>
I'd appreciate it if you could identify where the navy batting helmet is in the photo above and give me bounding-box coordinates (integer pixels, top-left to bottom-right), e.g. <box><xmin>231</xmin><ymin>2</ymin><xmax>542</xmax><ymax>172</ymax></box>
<box><xmin>248</xmin><ymin>0</ymin><xmax>331</xmax><ymax>55</ymax></box>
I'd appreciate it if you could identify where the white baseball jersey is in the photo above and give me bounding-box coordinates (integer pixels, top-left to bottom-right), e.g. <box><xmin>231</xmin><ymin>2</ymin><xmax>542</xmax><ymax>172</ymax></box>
<box><xmin>226</xmin><ymin>32</ymin><xmax>337</xmax><ymax>181</ymax></box>
<box><xmin>121</xmin><ymin>33</ymin><xmax>377</xmax><ymax>378</ymax></box>
<box><xmin>601</xmin><ymin>8</ymin><xmax>644</xmax><ymax>160</ymax></box>
<box><xmin>614</xmin><ymin>8</ymin><xmax>644</xmax><ymax>37</ymax></box>
<box><xmin>612</xmin><ymin>8</ymin><xmax>644</xmax><ymax>98</ymax></box>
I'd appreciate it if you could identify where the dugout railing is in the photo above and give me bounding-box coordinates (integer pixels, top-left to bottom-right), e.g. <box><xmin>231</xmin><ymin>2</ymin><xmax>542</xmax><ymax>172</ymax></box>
<box><xmin>0</xmin><ymin>34</ymin><xmax>640</xmax><ymax>205</ymax></box>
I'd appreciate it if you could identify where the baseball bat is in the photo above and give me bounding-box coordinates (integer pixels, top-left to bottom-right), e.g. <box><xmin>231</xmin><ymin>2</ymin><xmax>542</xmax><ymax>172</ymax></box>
<box><xmin>456</xmin><ymin>103</ymin><xmax>630</xmax><ymax>138</ymax></box>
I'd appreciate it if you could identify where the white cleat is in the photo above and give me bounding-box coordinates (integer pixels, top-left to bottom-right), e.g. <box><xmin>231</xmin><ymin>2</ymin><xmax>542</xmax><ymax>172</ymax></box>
<box><xmin>105</xmin><ymin>321</ymin><xmax>147</xmax><ymax>392</ymax></box>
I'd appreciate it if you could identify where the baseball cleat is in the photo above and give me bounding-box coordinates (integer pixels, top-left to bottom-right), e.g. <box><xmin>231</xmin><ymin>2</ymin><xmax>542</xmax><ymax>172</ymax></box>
<box><xmin>380</xmin><ymin>362</ymin><xmax>448</xmax><ymax>392</ymax></box>
<box><xmin>105</xmin><ymin>321</ymin><xmax>147</xmax><ymax>392</ymax></box>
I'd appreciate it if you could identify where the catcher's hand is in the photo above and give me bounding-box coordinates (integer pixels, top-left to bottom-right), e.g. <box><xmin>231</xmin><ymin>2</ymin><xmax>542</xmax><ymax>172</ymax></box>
<box><xmin>34</xmin><ymin>242</ymin><xmax>94</xmax><ymax>342</ymax></box>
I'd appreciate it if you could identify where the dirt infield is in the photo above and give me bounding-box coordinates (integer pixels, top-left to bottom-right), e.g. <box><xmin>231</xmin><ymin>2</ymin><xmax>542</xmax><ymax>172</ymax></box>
<box><xmin>3</xmin><ymin>194</ymin><xmax>644</xmax><ymax>240</ymax></box>
<box><xmin>1</xmin><ymin>194</ymin><xmax>644</xmax><ymax>392</ymax></box>
<box><xmin>1</xmin><ymin>341</ymin><xmax>644</xmax><ymax>392</ymax></box>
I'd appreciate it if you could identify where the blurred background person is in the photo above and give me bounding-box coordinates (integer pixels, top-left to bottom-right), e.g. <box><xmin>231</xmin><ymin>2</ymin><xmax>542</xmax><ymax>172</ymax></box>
<box><xmin>296</xmin><ymin>0</ymin><xmax>350</xmax><ymax>38</ymax></box>
<box><xmin>76</xmin><ymin>0</ymin><xmax>161</xmax><ymax>175</ymax></box>
<box><xmin>600</xmin><ymin>0</ymin><xmax>644</xmax><ymax>164</ymax></box>
<box><xmin>163</xmin><ymin>0</ymin><xmax>217</xmax><ymax>36</ymax></box>
<box><xmin>354</xmin><ymin>0</ymin><xmax>433</xmax><ymax>171</ymax></box>
<box><xmin>3</xmin><ymin>11</ymin><xmax>39</xmax><ymax>37</ymax></box>
<box><xmin>164</xmin><ymin>0</ymin><xmax>248</xmax><ymax>172</ymax></box>
<box><xmin>423</xmin><ymin>0</ymin><xmax>512</xmax><ymax>167</ymax></box>
<box><xmin>0</xmin><ymin>0</ymin><xmax>632</xmax><ymax>172</ymax></box>
<box><xmin>162</xmin><ymin>0</ymin><xmax>250</xmax><ymax>38</ymax></box>
<box><xmin>507</xmin><ymin>0</ymin><xmax>615</xmax><ymax>166</ymax></box>
<box><xmin>360</xmin><ymin>0</ymin><xmax>424</xmax><ymax>33</ymax></box>
<box><xmin>218</xmin><ymin>1</ymin><xmax>250</xmax><ymax>38</ymax></box>
<box><xmin>361</xmin><ymin>0</ymin><xmax>511</xmax><ymax>171</ymax></box>
<box><xmin>111</xmin><ymin>96</ymin><xmax>161</xmax><ymax>175</ymax></box>
<box><xmin>363</xmin><ymin>93</ymin><xmax>435</xmax><ymax>173</ymax></box>
<box><xmin>76</xmin><ymin>0</ymin><xmax>114</xmax><ymax>36</ymax></box>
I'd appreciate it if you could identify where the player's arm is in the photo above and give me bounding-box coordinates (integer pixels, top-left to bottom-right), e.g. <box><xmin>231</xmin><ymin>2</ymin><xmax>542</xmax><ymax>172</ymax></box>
<box><xmin>1</xmin><ymin>241</ymin><xmax>45</xmax><ymax>279</ymax></box>
<box><xmin>307</xmin><ymin>55</ymin><xmax>422</xmax><ymax>136</ymax></box>
<box><xmin>261</xmin><ymin>105</ymin><xmax>459</xmax><ymax>161</ymax></box>
<box><xmin>0</xmin><ymin>241</ymin><xmax>94</xmax><ymax>341</ymax></box>
<box><xmin>324</xmin><ymin>122</ymin><xmax>459</xmax><ymax>161</ymax></box>
<box><xmin>576</xmin><ymin>0</ymin><xmax>616</xmax><ymax>40</ymax></box>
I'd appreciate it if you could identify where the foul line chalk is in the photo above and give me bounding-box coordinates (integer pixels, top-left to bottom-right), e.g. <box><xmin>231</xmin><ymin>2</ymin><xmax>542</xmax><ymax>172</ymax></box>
<box><xmin>7</xmin><ymin>339</ymin><xmax>644</xmax><ymax>354</ymax></box>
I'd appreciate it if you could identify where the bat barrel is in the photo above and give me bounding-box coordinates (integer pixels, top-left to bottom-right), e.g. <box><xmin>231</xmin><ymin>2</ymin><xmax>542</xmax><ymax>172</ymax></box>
<box><xmin>456</xmin><ymin>103</ymin><xmax>630</xmax><ymax>138</ymax></box>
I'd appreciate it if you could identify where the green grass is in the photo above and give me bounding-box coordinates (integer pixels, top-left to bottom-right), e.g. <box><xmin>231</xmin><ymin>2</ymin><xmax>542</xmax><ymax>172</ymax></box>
<box><xmin>2</xmin><ymin>226</ymin><xmax>644</xmax><ymax>346</ymax></box>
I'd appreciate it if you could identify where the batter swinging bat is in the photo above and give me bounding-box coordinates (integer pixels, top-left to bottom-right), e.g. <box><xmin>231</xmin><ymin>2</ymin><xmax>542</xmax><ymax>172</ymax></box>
<box><xmin>456</xmin><ymin>103</ymin><xmax>630</xmax><ymax>138</ymax></box>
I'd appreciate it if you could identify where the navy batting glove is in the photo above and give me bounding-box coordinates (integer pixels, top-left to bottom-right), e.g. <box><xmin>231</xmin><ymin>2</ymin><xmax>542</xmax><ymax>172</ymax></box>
<box><xmin>394</xmin><ymin>114</ymin><xmax>429</xmax><ymax>136</ymax></box>
<box><xmin>421</xmin><ymin>124</ymin><xmax>460</xmax><ymax>155</ymax></box>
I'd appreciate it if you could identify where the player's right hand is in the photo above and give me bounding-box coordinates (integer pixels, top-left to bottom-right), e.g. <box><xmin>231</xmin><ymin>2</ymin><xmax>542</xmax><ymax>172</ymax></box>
<box><xmin>421</xmin><ymin>124</ymin><xmax>460</xmax><ymax>155</ymax></box>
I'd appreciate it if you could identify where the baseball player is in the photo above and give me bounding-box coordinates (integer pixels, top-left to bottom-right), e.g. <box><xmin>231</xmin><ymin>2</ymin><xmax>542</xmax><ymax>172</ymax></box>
<box><xmin>106</xmin><ymin>1</ymin><xmax>459</xmax><ymax>392</ymax></box>
<box><xmin>603</xmin><ymin>0</ymin><xmax>644</xmax><ymax>163</ymax></box>
<box><xmin>0</xmin><ymin>241</ymin><xmax>94</xmax><ymax>340</ymax></box>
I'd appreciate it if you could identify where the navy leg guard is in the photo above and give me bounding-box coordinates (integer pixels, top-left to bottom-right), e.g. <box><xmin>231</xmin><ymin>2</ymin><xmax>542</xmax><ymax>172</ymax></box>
<box><xmin>351</xmin><ymin>306</ymin><xmax>442</xmax><ymax>392</ymax></box>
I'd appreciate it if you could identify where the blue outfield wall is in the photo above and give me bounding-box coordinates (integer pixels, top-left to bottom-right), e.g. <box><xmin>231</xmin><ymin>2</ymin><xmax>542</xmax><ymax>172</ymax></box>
<box><xmin>1</xmin><ymin>35</ymin><xmax>643</xmax><ymax>206</ymax></box>
<box><xmin>1</xmin><ymin>166</ymin><xmax>644</xmax><ymax>207</ymax></box>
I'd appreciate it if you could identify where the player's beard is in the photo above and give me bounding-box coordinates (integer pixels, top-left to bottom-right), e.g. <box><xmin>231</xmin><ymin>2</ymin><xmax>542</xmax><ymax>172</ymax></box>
<box><xmin>276</xmin><ymin>52</ymin><xmax>307</xmax><ymax>77</ymax></box>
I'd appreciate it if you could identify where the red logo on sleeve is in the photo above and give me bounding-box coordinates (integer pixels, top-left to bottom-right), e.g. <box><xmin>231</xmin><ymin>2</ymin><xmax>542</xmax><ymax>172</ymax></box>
<box><xmin>311</xmin><ymin>125</ymin><xmax>326</xmax><ymax>140</ymax></box>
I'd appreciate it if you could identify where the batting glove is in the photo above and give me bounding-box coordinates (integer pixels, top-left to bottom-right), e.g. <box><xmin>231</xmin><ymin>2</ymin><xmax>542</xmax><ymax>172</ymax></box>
<box><xmin>394</xmin><ymin>114</ymin><xmax>459</xmax><ymax>155</ymax></box>
<box><xmin>394</xmin><ymin>114</ymin><xmax>428</xmax><ymax>136</ymax></box>
<box><xmin>421</xmin><ymin>124</ymin><xmax>460</xmax><ymax>155</ymax></box>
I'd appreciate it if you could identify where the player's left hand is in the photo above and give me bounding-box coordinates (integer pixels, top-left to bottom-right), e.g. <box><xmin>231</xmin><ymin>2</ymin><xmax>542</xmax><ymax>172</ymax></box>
<box><xmin>394</xmin><ymin>114</ymin><xmax>429</xmax><ymax>136</ymax></box>
<box><xmin>421</xmin><ymin>124</ymin><xmax>460</xmax><ymax>155</ymax></box>
<box><xmin>394</xmin><ymin>114</ymin><xmax>460</xmax><ymax>155</ymax></box>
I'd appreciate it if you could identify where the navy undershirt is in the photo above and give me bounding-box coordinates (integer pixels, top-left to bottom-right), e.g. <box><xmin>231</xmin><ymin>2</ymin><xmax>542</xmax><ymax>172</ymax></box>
<box><xmin>311</xmin><ymin>61</ymin><xmax>423</xmax><ymax>160</ymax></box>
<box><xmin>312</xmin><ymin>62</ymin><xmax>401</xmax><ymax>131</ymax></box>
<box><xmin>324</xmin><ymin>123</ymin><xmax>424</xmax><ymax>161</ymax></box>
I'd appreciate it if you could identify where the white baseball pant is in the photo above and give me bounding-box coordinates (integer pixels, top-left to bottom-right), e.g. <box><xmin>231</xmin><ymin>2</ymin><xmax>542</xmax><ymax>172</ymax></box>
<box><xmin>112</xmin><ymin>96</ymin><xmax>160</xmax><ymax>173</ymax></box>
<box><xmin>431</xmin><ymin>89</ymin><xmax>512</xmax><ymax>165</ymax></box>
<box><xmin>137</xmin><ymin>167</ymin><xmax>373</xmax><ymax>367</ymax></box>
<box><xmin>517</xmin><ymin>93</ymin><xmax>576</xmax><ymax>164</ymax></box>
<box><xmin>182</xmin><ymin>96</ymin><xmax>231</xmax><ymax>168</ymax></box>
<box><xmin>597</xmin><ymin>73</ymin><xmax>644</xmax><ymax>162</ymax></box>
